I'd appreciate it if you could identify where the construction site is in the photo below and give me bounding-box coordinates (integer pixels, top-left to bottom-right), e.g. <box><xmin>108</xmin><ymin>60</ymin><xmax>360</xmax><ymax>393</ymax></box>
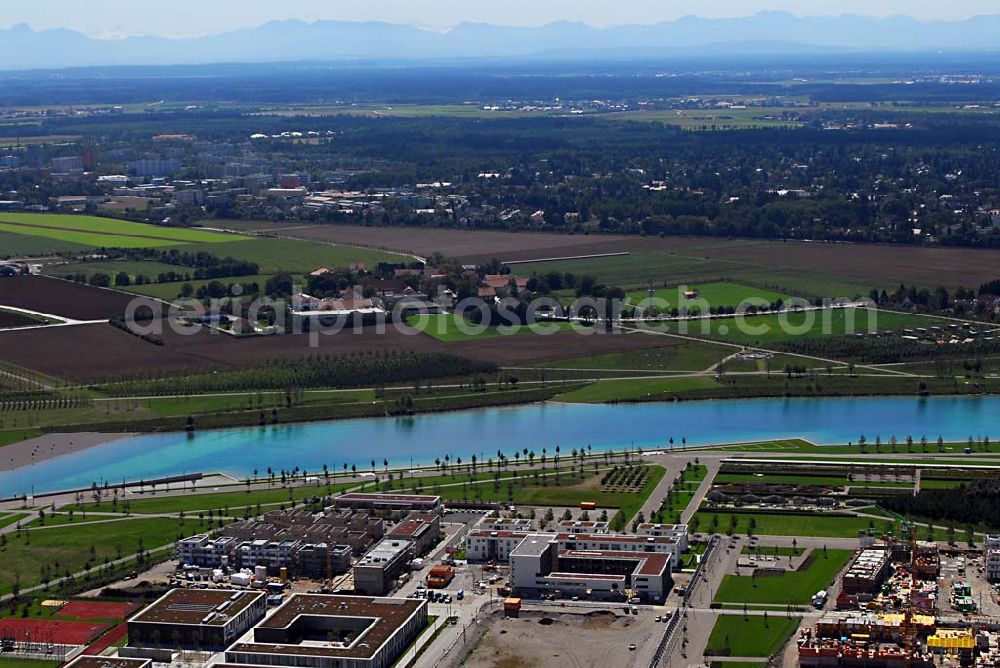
<box><xmin>798</xmin><ymin>530</ymin><xmax>1000</xmax><ymax>667</ymax></box>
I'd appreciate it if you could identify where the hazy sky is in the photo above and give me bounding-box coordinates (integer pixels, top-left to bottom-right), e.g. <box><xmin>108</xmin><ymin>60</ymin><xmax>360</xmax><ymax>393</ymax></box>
<box><xmin>5</xmin><ymin>0</ymin><xmax>997</xmax><ymax>37</ymax></box>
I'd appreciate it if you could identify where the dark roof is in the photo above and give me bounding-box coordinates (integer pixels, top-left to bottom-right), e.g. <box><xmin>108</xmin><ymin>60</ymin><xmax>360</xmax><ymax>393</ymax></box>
<box><xmin>228</xmin><ymin>594</ymin><xmax>425</xmax><ymax>660</ymax></box>
<box><xmin>130</xmin><ymin>589</ymin><xmax>262</xmax><ymax>627</ymax></box>
<box><xmin>64</xmin><ymin>658</ymin><xmax>151</xmax><ymax>668</ymax></box>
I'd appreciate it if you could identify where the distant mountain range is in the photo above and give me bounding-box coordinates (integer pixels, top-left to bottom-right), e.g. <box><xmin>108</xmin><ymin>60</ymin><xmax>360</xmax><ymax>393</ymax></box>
<box><xmin>3</xmin><ymin>11</ymin><xmax>1000</xmax><ymax>70</ymax></box>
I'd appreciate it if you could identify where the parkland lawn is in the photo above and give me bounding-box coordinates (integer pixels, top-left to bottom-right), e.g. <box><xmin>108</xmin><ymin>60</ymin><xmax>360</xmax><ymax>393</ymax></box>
<box><xmin>434</xmin><ymin>464</ymin><xmax>665</xmax><ymax>527</ymax></box>
<box><xmin>691</xmin><ymin>511</ymin><xmax>893</xmax><ymax>538</ymax></box>
<box><xmin>714</xmin><ymin>549</ymin><xmax>854</xmax><ymax>605</ymax></box>
<box><xmin>68</xmin><ymin>480</ymin><xmax>359</xmax><ymax>515</ymax></box>
<box><xmin>705</xmin><ymin>614</ymin><xmax>800</xmax><ymax>657</ymax></box>
<box><xmin>0</xmin><ymin>516</ymin><xmax>214</xmax><ymax>594</ymax></box>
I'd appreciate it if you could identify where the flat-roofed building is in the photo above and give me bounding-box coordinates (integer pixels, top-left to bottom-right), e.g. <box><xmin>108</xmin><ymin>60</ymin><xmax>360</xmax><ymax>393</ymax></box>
<box><xmin>386</xmin><ymin>513</ymin><xmax>440</xmax><ymax>557</ymax></box>
<box><xmin>354</xmin><ymin>539</ymin><xmax>413</xmax><ymax>596</ymax></box>
<box><xmin>480</xmin><ymin>518</ymin><xmax>533</xmax><ymax>532</ymax></box>
<box><xmin>128</xmin><ymin>589</ymin><xmax>266</xmax><ymax>651</ymax></box>
<box><xmin>225</xmin><ymin>594</ymin><xmax>427</xmax><ymax>668</ymax></box>
<box><xmin>508</xmin><ymin>534</ymin><xmax>671</xmax><ymax>603</ymax></box>
<box><xmin>465</xmin><ymin>529</ymin><xmax>532</xmax><ymax>562</ymax></box>
<box><xmin>634</xmin><ymin>523</ymin><xmax>690</xmax><ymax>551</ymax></box>
<box><xmin>557</xmin><ymin>520</ymin><xmax>610</xmax><ymax>534</ymax></box>
<box><xmin>986</xmin><ymin>549</ymin><xmax>1000</xmax><ymax>583</ymax></box>
<box><xmin>64</xmin><ymin>657</ymin><xmax>151</xmax><ymax>668</ymax></box>
<box><xmin>556</xmin><ymin>532</ymin><xmax>683</xmax><ymax>569</ymax></box>
<box><xmin>177</xmin><ymin>509</ymin><xmax>380</xmax><ymax>578</ymax></box>
<box><xmin>335</xmin><ymin>493</ymin><xmax>440</xmax><ymax>513</ymax></box>
<box><xmin>842</xmin><ymin>548</ymin><xmax>892</xmax><ymax>594</ymax></box>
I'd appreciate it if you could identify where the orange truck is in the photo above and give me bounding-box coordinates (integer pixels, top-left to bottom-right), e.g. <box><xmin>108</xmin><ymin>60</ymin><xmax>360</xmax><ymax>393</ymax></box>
<box><xmin>425</xmin><ymin>564</ymin><xmax>455</xmax><ymax>589</ymax></box>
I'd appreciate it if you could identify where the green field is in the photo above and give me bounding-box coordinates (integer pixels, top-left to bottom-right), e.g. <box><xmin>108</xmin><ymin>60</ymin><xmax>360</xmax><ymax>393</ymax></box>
<box><xmin>0</xmin><ymin>513</ymin><xmax>29</xmax><ymax>530</ymax></box>
<box><xmin>555</xmin><ymin>376</ymin><xmax>721</xmax><ymax>402</ymax></box>
<box><xmin>71</xmin><ymin>480</ymin><xmax>358</xmax><ymax>515</ymax></box>
<box><xmin>691</xmin><ymin>511</ymin><xmax>891</xmax><ymax>538</ymax></box>
<box><xmin>179</xmin><ymin>238</ymin><xmax>406</xmax><ymax>274</ymax></box>
<box><xmin>0</xmin><ymin>428</ymin><xmax>42</xmax><ymax>447</ymax></box>
<box><xmin>0</xmin><ymin>516</ymin><xmax>212</xmax><ymax>594</ymax></box>
<box><xmin>626</xmin><ymin>281</ymin><xmax>789</xmax><ymax>311</ymax></box>
<box><xmin>705</xmin><ymin>614</ymin><xmax>800</xmax><ymax>657</ymax></box>
<box><xmin>715</xmin><ymin>549</ymin><xmax>853</xmax><ymax>605</ymax></box>
<box><xmin>406</xmin><ymin>313</ymin><xmax>578</xmax><ymax>342</ymax></box>
<box><xmin>0</xmin><ymin>230</ymin><xmax>91</xmax><ymax>257</ymax></box>
<box><xmin>0</xmin><ymin>659</ymin><xmax>61</xmax><ymax>668</ymax></box>
<box><xmin>536</xmin><ymin>340</ymin><xmax>730</xmax><ymax>372</ymax></box>
<box><xmin>132</xmin><ymin>389</ymin><xmax>376</xmax><ymax>417</ymax></box>
<box><xmin>0</xmin><ymin>213</ymin><xmax>242</xmax><ymax>248</ymax></box>
<box><xmin>123</xmin><ymin>274</ymin><xmax>277</xmax><ymax>300</ymax></box>
<box><xmin>654</xmin><ymin>307</ymin><xmax>942</xmax><ymax>347</ymax></box>
<box><xmin>44</xmin><ymin>259</ymin><xmax>187</xmax><ymax>281</ymax></box>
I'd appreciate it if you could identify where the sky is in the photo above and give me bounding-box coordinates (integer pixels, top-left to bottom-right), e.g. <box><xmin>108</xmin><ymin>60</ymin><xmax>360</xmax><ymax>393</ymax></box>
<box><xmin>3</xmin><ymin>0</ymin><xmax>997</xmax><ymax>38</ymax></box>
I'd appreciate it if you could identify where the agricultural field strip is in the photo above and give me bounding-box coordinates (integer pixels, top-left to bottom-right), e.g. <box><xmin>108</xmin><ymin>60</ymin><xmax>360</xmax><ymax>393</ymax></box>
<box><xmin>0</xmin><ymin>304</ymin><xmax>101</xmax><ymax>327</ymax></box>
<box><xmin>0</xmin><ymin>214</ymin><xmax>241</xmax><ymax>244</ymax></box>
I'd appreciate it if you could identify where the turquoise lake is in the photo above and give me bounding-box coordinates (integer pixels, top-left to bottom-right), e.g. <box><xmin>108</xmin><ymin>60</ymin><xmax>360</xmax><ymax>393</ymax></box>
<box><xmin>3</xmin><ymin>395</ymin><xmax>999</xmax><ymax>496</ymax></box>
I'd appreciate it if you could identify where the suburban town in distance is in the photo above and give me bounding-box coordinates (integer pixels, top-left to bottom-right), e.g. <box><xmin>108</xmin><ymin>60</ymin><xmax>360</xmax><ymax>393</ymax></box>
<box><xmin>2</xmin><ymin>2</ymin><xmax>1000</xmax><ymax>667</ymax></box>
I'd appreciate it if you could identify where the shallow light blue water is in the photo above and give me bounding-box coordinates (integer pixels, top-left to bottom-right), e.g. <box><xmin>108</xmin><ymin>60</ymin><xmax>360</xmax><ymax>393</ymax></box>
<box><xmin>3</xmin><ymin>395</ymin><xmax>998</xmax><ymax>496</ymax></box>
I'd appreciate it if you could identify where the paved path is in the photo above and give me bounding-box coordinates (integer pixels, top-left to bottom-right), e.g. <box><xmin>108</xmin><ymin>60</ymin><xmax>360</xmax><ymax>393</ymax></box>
<box><xmin>638</xmin><ymin>459</ymin><xmax>684</xmax><ymax>521</ymax></box>
<box><xmin>681</xmin><ymin>458</ymin><xmax>721</xmax><ymax>524</ymax></box>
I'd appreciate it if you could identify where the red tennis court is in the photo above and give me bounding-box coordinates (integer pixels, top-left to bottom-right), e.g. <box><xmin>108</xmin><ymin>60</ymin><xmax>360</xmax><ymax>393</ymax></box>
<box><xmin>83</xmin><ymin>622</ymin><xmax>127</xmax><ymax>655</ymax></box>
<box><xmin>57</xmin><ymin>601</ymin><xmax>138</xmax><ymax>621</ymax></box>
<box><xmin>0</xmin><ymin>618</ymin><xmax>111</xmax><ymax>645</ymax></box>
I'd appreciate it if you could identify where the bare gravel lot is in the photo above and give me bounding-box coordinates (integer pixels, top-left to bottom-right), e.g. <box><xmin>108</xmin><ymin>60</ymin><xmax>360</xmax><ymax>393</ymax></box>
<box><xmin>465</xmin><ymin>609</ymin><xmax>662</xmax><ymax>668</ymax></box>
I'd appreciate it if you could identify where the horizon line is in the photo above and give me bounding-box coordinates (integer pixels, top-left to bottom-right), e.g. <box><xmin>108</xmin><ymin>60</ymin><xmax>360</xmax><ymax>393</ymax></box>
<box><xmin>4</xmin><ymin>9</ymin><xmax>1000</xmax><ymax>41</ymax></box>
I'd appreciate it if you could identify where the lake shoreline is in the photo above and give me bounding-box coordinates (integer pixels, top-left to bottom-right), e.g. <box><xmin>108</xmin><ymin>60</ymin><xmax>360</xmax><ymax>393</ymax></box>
<box><xmin>2</xmin><ymin>395</ymin><xmax>998</xmax><ymax>497</ymax></box>
<box><xmin>0</xmin><ymin>431</ymin><xmax>136</xmax><ymax>473</ymax></box>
